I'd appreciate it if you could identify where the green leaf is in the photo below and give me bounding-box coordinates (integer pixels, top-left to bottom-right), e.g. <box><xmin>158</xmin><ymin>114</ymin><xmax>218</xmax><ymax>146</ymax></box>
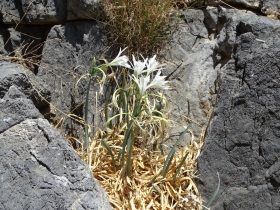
<box><xmin>152</xmin><ymin>184</ymin><xmax>162</xmax><ymax>195</ymax></box>
<box><xmin>84</xmin><ymin>78</ymin><xmax>92</xmax><ymax>149</ymax></box>
<box><xmin>105</xmin><ymin>97</ymin><xmax>112</xmax><ymax>129</ymax></box>
<box><xmin>203</xmin><ymin>172</ymin><xmax>220</xmax><ymax>210</ymax></box>
<box><xmin>101</xmin><ymin>137</ymin><xmax>117</xmax><ymax>172</ymax></box>
<box><xmin>171</xmin><ymin>152</ymin><xmax>189</xmax><ymax>185</ymax></box>
<box><xmin>126</xmin><ymin>134</ymin><xmax>134</xmax><ymax>177</ymax></box>
<box><xmin>161</xmin><ymin>123</ymin><xmax>192</xmax><ymax>178</ymax></box>
<box><xmin>159</xmin><ymin>143</ymin><xmax>164</xmax><ymax>156</ymax></box>
<box><xmin>120</xmin><ymin>120</ymin><xmax>134</xmax><ymax>166</ymax></box>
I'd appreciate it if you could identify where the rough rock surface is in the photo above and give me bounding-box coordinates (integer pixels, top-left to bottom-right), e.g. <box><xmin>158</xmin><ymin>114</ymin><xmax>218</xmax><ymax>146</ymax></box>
<box><xmin>0</xmin><ymin>62</ymin><xmax>50</xmax><ymax>109</ymax></box>
<box><xmin>185</xmin><ymin>0</ymin><xmax>280</xmax><ymax>15</ymax></box>
<box><xmin>67</xmin><ymin>0</ymin><xmax>105</xmax><ymax>21</ymax></box>
<box><xmin>0</xmin><ymin>85</ymin><xmax>42</xmax><ymax>133</ymax></box>
<box><xmin>0</xmin><ymin>0</ymin><xmax>104</xmax><ymax>24</ymax></box>
<box><xmin>0</xmin><ymin>25</ymin><xmax>11</xmax><ymax>55</ymax></box>
<box><xmin>37</xmin><ymin>21</ymin><xmax>111</xmax><ymax>138</ymax></box>
<box><xmin>223</xmin><ymin>0</ymin><xmax>280</xmax><ymax>15</ymax></box>
<box><xmin>1</xmin><ymin>0</ymin><xmax>280</xmax><ymax>209</ymax></box>
<box><xmin>162</xmin><ymin>9</ymin><xmax>218</xmax><ymax>143</ymax></box>
<box><xmin>0</xmin><ymin>86</ymin><xmax>112</xmax><ymax>210</ymax></box>
<box><xmin>197</xmin><ymin>9</ymin><xmax>280</xmax><ymax>209</ymax></box>
<box><xmin>0</xmin><ymin>0</ymin><xmax>67</xmax><ymax>24</ymax></box>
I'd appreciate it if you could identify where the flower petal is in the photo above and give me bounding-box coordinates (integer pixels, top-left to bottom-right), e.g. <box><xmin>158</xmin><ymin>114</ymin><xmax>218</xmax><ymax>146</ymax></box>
<box><xmin>109</xmin><ymin>48</ymin><xmax>131</xmax><ymax>68</ymax></box>
<box><xmin>132</xmin><ymin>55</ymin><xmax>147</xmax><ymax>77</ymax></box>
<box><xmin>147</xmin><ymin>70</ymin><xmax>169</xmax><ymax>90</ymax></box>
<box><xmin>132</xmin><ymin>75</ymin><xmax>150</xmax><ymax>96</ymax></box>
<box><xmin>146</xmin><ymin>55</ymin><xmax>160</xmax><ymax>75</ymax></box>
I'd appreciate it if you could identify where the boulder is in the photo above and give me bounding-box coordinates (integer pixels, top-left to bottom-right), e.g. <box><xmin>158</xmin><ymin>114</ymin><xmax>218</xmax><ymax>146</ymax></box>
<box><xmin>0</xmin><ymin>86</ymin><xmax>112</xmax><ymax>210</ymax></box>
<box><xmin>197</xmin><ymin>8</ymin><xmax>280</xmax><ymax>209</ymax></box>
<box><xmin>184</xmin><ymin>0</ymin><xmax>279</xmax><ymax>16</ymax></box>
<box><xmin>67</xmin><ymin>0</ymin><xmax>105</xmax><ymax>21</ymax></box>
<box><xmin>0</xmin><ymin>85</ymin><xmax>42</xmax><ymax>133</ymax></box>
<box><xmin>37</xmin><ymin>21</ymin><xmax>111</xmax><ymax>139</ymax></box>
<box><xmin>0</xmin><ymin>61</ymin><xmax>50</xmax><ymax>109</ymax></box>
<box><xmin>221</xmin><ymin>0</ymin><xmax>280</xmax><ymax>16</ymax></box>
<box><xmin>0</xmin><ymin>0</ymin><xmax>104</xmax><ymax>24</ymax></box>
<box><xmin>0</xmin><ymin>0</ymin><xmax>68</xmax><ymax>24</ymax></box>
<box><xmin>161</xmin><ymin>9</ymin><xmax>218</xmax><ymax>143</ymax></box>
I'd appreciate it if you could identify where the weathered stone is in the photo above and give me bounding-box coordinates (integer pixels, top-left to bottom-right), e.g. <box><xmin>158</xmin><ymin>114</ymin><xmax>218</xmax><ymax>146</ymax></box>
<box><xmin>0</xmin><ymin>0</ymin><xmax>105</xmax><ymax>24</ymax></box>
<box><xmin>0</xmin><ymin>0</ymin><xmax>67</xmax><ymax>24</ymax></box>
<box><xmin>67</xmin><ymin>0</ymin><xmax>105</xmax><ymax>21</ymax></box>
<box><xmin>0</xmin><ymin>61</ymin><xmax>50</xmax><ymax>109</ymax></box>
<box><xmin>221</xmin><ymin>0</ymin><xmax>280</xmax><ymax>15</ymax></box>
<box><xmin>204</xmin><ymin>6</ymin><xmax>219</xmax><ymax>33</ymax></box>
<box><xmin>6</xmin><ymin>25</ymin><xmax>51</xmax><ymax>57</ymax></box>
<box><xmin>161</xmin><ymin>9</ymin><xmax>218</xmax><ymax>144</ymax></box>
<box><xmin>197</xmin><ymin>9</ymin><xmax>280</xmax><ymax>209</ymax></box>
<box><xmin>0</xmin><ymin>86</ymin><xmax>112</xmax><ymax>209</ymax></box>
<box><xmin>261</xmin><ymin>0</ymin><xmax>280</xmax><ymax>15</ymax></box>
<box><xmin>0</xmin><ymin>85</ymin><xmax>42</xmax><ymax>133</ymax></box>
<box><xmin>184</xmin><ymin>0</ymin><xmax>279</xmax><ymax>16</ymax></box>
<box><xmin>0</xmin><ymin>25</ymin><xmax>12</xmax><ymax>55</ymax></box>
<box><xmin>37</xmin><ymin>21</ymin><xmax>111</xmax><ymax>138</ymax></box>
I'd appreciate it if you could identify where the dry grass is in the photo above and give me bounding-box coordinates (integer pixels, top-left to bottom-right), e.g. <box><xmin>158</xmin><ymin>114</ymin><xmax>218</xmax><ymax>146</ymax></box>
<box><xmin>75</xmin><ymin>124</ymin><xmax>204</xmax><ymax>210</ymax></box>
<box><xmin>102</xmin><ymin>0</ymin><xmax>177</xmax><ymax>57</ymax></box>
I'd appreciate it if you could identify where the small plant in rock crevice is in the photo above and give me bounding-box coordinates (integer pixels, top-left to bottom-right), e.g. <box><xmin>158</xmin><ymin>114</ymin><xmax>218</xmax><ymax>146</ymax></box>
<box><xmin>76</xmin><ymin>48</ymin><xmax>204</xmax><ymax>209</ymax></box>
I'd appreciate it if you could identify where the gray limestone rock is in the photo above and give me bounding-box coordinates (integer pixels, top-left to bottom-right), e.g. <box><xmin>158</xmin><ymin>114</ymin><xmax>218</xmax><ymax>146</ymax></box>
<box><xmin>67</xmin><ymin>0</ymin><xmax>105</xmax><ymax>21</ymax></box>
<box><xmin>37</xmin><ymin>21</ymin><xmax>111</xmax><ymax>139</ymax></box>
<box><xmin>185</xmin><ymin>0</ymin><xmax>279</xmax><ymax>16</ymax></box>
<box><xmin>197</xmin><ymin>9</ymin><xmax>280</xmax><ymax>209</ymax></box>
<box><xmin>221</xmin><ymin>0</ymin><xmax>280</xmax><ymax>16</ymax></box>
<box><xmin>0</xmin><ymin>25</ymin><xmax>12</xmax><ymax>55</ymax></box>
<box><xmin>0</xmin><ymin>0</ymin><xmax>105</xmax><ymax>24</ymax></box>
<box><xmin>5</xmin><ymin>25</ymin><xmax>51</xmax><ymax>57</ymax></box>
<box><xmin>161</xmin><ymin>9</ymin><xmax>218</xmax><ymax>144</ymax></box>
<box><xmin>0</xmin><ymin>85</ymin><xmax>42</xmax><ymax>133</ymax></box>
<box><xmin>0</xmin><ymin>61</ymin><xmax>50</xmax><ymax>109</ymax></box>
<box><xmin>0</xmin><ymin>0</ymin><xmax>68</xmax><ymax>24</ymax></box>
<box><xmin>0</xmin><ymin>86</ymin><xmax>112</xmax><ymax>210</ymax></box>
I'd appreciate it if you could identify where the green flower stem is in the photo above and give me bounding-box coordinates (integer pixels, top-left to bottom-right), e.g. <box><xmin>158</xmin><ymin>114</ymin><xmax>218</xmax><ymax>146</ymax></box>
<box><xmin>84</xmin><ymin>78</ymin><xmax>92</xmax><ymax>149</ymax></box>
<box><xmin>121</xmin><ymin>120</ymin><xmax>134</xmax><ymax>166</ymax></box>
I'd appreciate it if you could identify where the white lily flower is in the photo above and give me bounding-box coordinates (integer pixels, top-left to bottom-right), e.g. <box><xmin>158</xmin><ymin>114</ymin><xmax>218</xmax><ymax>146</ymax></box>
<box><xmin>132</xmin><ymin>55</ymin><xmax>147</xmax><ymax>78</ymax></box>
<box><xmin>132</xmin><ymin>71</ymin><xmax>169</xmax><ymax>96</ymax></box>
<box><xmin>109</xmin><ymin>48</ymin><xmax>131</xmax><ymax>68</ymax></box>
<box><xmin>146</xmin><ymin>55</ymin><xmax>160</xmax><ymax>75</ymax></box>
<box><xmin>132</xmin><ymin>75</ymin><xmax>150</xmax><ymax>96</ymax></box>
<box><xmin>147</xmin><ymin>70</ymin><xmax>169</xmax><ymax>90</ymax></box>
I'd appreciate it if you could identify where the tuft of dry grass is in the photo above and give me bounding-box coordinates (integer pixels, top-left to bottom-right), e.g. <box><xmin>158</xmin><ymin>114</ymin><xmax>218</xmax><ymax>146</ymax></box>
<box><xmin>102</xmin><ymin>0</ymin><xmax>177</xmax><ymax>57</ymax></box>
<box><xmin>75</xmin><ymin>124</ymin><xmax>204</xmax><ymax>210</ymax></box>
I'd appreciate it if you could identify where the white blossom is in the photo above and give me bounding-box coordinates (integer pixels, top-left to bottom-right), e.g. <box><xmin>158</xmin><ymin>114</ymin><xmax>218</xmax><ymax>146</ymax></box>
<box><xmin>146</xmin><ymin>55</ymin><xmax>160</xmax><ymax>75</ymax></box>
<box><xmin>108</xmin><ymin>48</ymin><xmax>131</xmax><ymax>69</ymax></box>
<box><xmin>132</xmin><ymin>55</ymin><xmax>147</xmax><ymax>77</ymax></box>
<box><xmin>132</xmin><ymin>70</ymin><xmax>169</xmax><ymax>96</ymax></box>
<box><xmin>147</xmin><ymin>70</ymin><xmax>169</xmax><ymax>90</ymax></box>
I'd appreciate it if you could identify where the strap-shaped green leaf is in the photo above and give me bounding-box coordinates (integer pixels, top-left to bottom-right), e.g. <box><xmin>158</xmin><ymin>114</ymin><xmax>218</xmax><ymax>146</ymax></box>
<box><xmin>171</xmin><ymin>152</ymin><xmax>189</xmax><ymax>185</ymax></box>
<box><xmin>101</xmin><ymin>137</ymin><xmax>117</xmax><ymax>172</ymax></box>
<box><xmin>203</xmin><ymin>172</ymin><xmax>220</xmax><ymax>210</ymax></box>
<box><xmin>84</xmin><ymin>78</ymin><xmax>92</xmax><ymax>149</ymax></box>
<box><xmin>161</xmin><ymin>123</ymin><xmax>192</xmax><ymax>178</ymax></box>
